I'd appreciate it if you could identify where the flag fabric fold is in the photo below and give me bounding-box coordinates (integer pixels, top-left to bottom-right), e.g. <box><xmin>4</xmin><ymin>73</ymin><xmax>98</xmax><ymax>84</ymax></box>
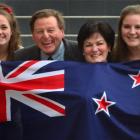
<box><xmin>0</xmin><ymin>60</ymin><xmax>140</xmax><ymax>140</ymax></box>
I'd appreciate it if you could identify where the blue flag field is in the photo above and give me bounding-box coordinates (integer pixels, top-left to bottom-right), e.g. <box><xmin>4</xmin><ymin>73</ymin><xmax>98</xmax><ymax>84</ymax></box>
<box><xmin>0</xmin><ymin>60</ymin><xmax>140</xmax><ymax>140</ymax></box>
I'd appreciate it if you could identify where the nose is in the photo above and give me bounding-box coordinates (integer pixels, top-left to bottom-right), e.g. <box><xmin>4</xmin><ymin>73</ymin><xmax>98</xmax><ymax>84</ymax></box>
<box><xmin>43</xmin><ymin>30</ymin><xmax>49</xmax><ymax>38</ymax></box>
<box><xmin>92</xmin><ymin>45</ymin><xmax>98</xmax><ymax>51</ymax></box>
<box><xmin>129</xmin><ymin>27</ymin><xmax>136</xmax><ymax>34</ymax></box>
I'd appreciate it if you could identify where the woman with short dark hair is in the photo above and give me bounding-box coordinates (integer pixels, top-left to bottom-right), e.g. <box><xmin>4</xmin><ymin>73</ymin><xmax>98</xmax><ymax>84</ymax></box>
<box><xmin>77</xmin><ymin>20</ymin><xmax>115</xmax><ymax>63</ymax></box>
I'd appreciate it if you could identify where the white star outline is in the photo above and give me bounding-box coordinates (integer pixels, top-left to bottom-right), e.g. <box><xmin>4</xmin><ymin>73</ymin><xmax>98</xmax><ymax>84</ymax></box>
<box><xmin>129</xmin><ymin>71</ymin><xmax>140</xmax><ymax>88</ymax></box>
<box><xmin>92</xmin><ymin>91</ymin><xmax>116</xmax><ymax>117</ymax></box>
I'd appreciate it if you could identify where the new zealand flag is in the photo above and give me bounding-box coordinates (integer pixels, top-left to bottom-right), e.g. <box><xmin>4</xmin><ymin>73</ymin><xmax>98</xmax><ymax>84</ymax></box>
<box><xmin>0</xmin><ymin>60</ymin><xmax>140</xmax><ymax>140</ymax></box>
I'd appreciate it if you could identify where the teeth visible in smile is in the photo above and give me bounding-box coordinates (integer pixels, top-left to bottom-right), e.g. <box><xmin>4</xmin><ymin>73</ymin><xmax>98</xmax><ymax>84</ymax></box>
<box><xmin>91</xmin><ymin>54</ymin><xmax>100</xmax><ymax>57</ymax></box>
<box><xmin>42</xmin><ymin>42</ymin><xmax>52</xmax><ymax>45</ymax></box>
<box><xmin>42</xmin><ymin>40</ymin><xmax>52</xmax><ymax>45</ymax></box>
<box><xmin>128</xmin><ymin>36</ymin><xmax>137</xmax><ymax>39</ymax></box>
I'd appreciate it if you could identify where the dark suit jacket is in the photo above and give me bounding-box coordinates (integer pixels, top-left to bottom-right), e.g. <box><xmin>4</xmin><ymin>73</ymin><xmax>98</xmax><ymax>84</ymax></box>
<box><xmin>14</xmin><ymin>39</ymin><xmax>83</xmax><ymax>61</ymax></box>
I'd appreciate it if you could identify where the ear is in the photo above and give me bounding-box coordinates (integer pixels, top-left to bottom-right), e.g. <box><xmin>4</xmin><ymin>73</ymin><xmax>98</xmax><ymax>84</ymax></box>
<box><xmin>60</xmin><ymin>28</ymin><xmax>65</xmax><ymax>38</ymax></box>
<box><xmin>32</xmin><ymin>33</ymin><xmax>35</xmax><ymax>42</ymax></box>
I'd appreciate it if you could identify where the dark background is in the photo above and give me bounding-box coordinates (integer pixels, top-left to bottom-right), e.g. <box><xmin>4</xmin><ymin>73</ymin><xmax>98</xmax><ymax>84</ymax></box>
<box><xmin>1</xmin><ymin>0</ymin><xmax>140</xmax><ymax>47</ymax></box>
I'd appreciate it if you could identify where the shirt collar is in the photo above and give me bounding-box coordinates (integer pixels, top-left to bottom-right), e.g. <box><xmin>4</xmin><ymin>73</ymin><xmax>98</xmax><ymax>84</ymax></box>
<box><xmin>40</xmin><ymin>41</ymin><xmax>64</xmax><ymax>60</ymax></box>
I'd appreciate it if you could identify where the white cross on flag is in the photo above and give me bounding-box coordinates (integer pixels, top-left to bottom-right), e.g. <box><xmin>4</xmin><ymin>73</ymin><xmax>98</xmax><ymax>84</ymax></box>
<box><xmin>0</xmin><ymin>60</ymin><xmax>65</xmax><ymax>122</ymax></box>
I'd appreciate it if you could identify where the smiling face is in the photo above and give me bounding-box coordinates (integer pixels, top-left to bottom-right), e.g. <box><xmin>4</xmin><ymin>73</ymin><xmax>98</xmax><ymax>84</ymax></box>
<box><xmin>83</xmin><ymin>33</ymin><xmax>110</xmax><ymax>63</ymax></box>
<box><xmin>32</xmin><ymin>16</ymin><xmax>64</xmax><ymax>55</ymax></box>
<box><xmin>0</xmin><ymin>14</ymin><xmax>12</xmax><ymax>50</ymax></box>
<box><xmin>121</xmin><ymin>14</ymin><xmax>140</xmax><ymax>49</ymax></box>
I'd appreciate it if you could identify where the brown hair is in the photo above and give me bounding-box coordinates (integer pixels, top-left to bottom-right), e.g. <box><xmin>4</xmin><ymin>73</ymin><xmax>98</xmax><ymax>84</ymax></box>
<box><xmin>112</xmin><ymin>4</ymin><xmax>140</xmax><ymax>62</ymax></box>
<box><xmin>30</xmin><ymin>9</ymin><xmax>65</xmax><ymax>32</ymax></box>
<box><xmin>0</xmin><ymin>3</ymin><xmax>22</xmax><ymax>60</ymax></box>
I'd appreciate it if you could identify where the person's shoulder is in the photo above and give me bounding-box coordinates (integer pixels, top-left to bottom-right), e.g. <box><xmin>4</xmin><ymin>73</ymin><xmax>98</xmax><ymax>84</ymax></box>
<box><xmin>14</xmin><ymin>44</ymin><xmax>40</xmax><ymax>60</ymax></box>
<box><xmin>63</xmin><ymin>38</ymin><xmax>84</xmax><ymax>61</ymax></box>
<box><xmin>15</xmin><ymin>44</ymin><xmax>36</xmax><ymax>53</ymax></box>
<box><xmin>63</xmin><ymin>38</ymin><xmax>77</xmax><ymax>46</ymax></box>
<box><xmin>63</xmin><ymin>39</ymin><xmax>78</xmax><ymax>51</ymax></box>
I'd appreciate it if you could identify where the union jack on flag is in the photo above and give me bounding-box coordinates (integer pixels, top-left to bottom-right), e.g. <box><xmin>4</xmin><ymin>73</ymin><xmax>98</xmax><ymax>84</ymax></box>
<box><xmin>0</xmin><ymin>60</ymin><xmax>65</xmax><ymax>122</ymax></box>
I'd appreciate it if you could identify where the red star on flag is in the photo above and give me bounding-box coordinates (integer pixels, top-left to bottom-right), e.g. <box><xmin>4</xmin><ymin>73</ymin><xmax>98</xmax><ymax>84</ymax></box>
<box><xmin>92</xmin><ymin>91</ymin><xmax>116</xmax><ymax>117</ymax></box>
<box><xmin>129</xmin><ymin>71</ymin><xmax>140</xmax><ymax>88</ymax></box>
